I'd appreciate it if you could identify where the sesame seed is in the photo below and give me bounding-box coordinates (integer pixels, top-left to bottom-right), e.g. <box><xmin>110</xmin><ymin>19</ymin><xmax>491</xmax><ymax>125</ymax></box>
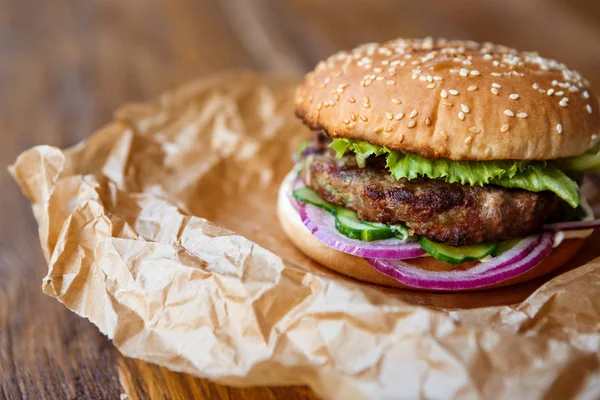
<box><xmin>427</xmin><ymin>83</ymin><xmax>436</xmax><ymax>89</ymax></box>
<box><xmin>547</xmin><ymin>88</ymin><xmax>555</xmax><ymax>96</ymax></box>
<box><xmin>458</xmin><ymin>112</ymin><xmax>465</xmax><ymax>121</ymax></box>
<box><xmin>470</xmin><ymin>70</ymin><xmax>481</xmax><ymax>76</ymax></box>
<box><xmin>441</xmin><ymin>90</ymin><xmax>448</xmax><ymax>99</ymax></box>
<box><xmin>342</xmin><ymin>118</ymin><xmax>350</xmax><ymax>124</ymax></box>
<box><xmin>555</xmin><ymin>91</ymin><xmax>564</xmax><ymax>96</ymax></box>
<box><xmin>465</xmin><ymin>136</ymin><xmax>473</xmax><ymax>144</ymax></box>
<box><xmin>491</xmin><ymin>88</ymin><xmax>499</xmax><ymax>95</ymax></box>
<box><xmin>469</xmin><ymin>127</ymin><xmax>481</xmax><ymax>134</ymax></box>
<box><xmin>350</xmin><ymin>112</ymin><xmax>357</xmax><ymax>121</ymax></box>
<box><xmin>587</xmin><ymin>104</ymin><xmax>593</xmax><ymax>114</ymax></box>
<box><xmin>459</xmin><ymin>68</ymin><xmax>469</xmax><ymax>77</ymax></box>
<box><xmin>398</xmin><ymin>133</ymin><xmax>405</xmax><ymax>143</ymax></box>
<box><xmin>468</xmin><ymin>85</ymin><xmax>478</xmax><ymax>91</ymax></box>
<box><xmin>387</xmin><ymin>80</ymin><xmax>396</xmax><ymax>85</ymax></box>
<box><xmin>374</xmin><ymin>126</ymin><xmax>383</xmax><ymax>133</ymax></box>
<box><xmin>339</xmin><ymin>83</ymin><xmax>349</xmax><ymax>89</ymax></box>
<box><xmin>425</xmin><ymin>117</ymin><xmax>432</xmax><ymax>126</ymax></box>
<box><xmin>427</xmin><ymin>75</ymin><xmax>433</xmax><ymax>82</ymax></box>
<box><xmin>333</xmin><ymin>93</ymin><xmax>340</xmax><ymax>101</ymax></box>
<box><xmin>583</xmin><ymin>91</ymin><xmax>590</xmax><ymax>99</ymax></box>
<box><xmin>442</xmin><ymin>101</ymin><xmax>453</xmax><ymax>107</ymax></box>
<box><xmin>559</xmin><ymin>101</ymin><xmax>568</xmax><ymax>107</ymax></box>
<box><xmin>410</xmin><ymin>109</ymin><xmax>418</xmax><ymax>118</ymax></box>
<box><xmin>394</xmin><ymin>113</ymin><xmax>404</xmax><ymax>120</ymax></box>
<box><xmin>408</xmin><ymin>120</ymin><xmax>417</xmax><ymax>128</ymax></box>
<box><xmin>385</xmin><ymin>112</ymin><xmax>393</xmax><ymax>120</ymax></box>
<box><xmin>348</xmin><ymin>97</ymin><xmax>356</xmax><ymax>103</ymax></box>
<box><xmin>461</xmin><ymin>104</ymin><xmax>470</xmax><ymax>113</ymax></box>
<box><xmin>504</xmin><ymin>110</ymin><xmax>515</xmax><ymax>117</ymax></box>
<box><xmin>434</xmin><ymin>76</ymin><xmax>443</xmax><ymax>81</ymax></box>
<box><xmin>552</xmin><ymin>80</ymin><xmax>558</xmax><ymax>86</ymax></box>
<box><xmin>533</xmin><ymin>83</ymin><xmax>540</xmax><ymax>90</ymax></box>
<box><xmin>317</xmin><ymin>102</ymin><xmax>323</xmax><ymax>110</ymax></box>
<box><xmin>385</xmin><ymin>125</ymin><xmax>394</xmax><ymax>133</ymax></box>
<box><xmin>362</xmin><ymin>102</ymin><xmax>371</xmax><ymax>109</ymax></box>
<box><xmin>449</xmin><ymin>89</ymin><xmax>459</xmax><ymax>95</ymax></box>
<box><xmin>492</xmin><ymin>83</ymin><xmax>502</xmax><ymax>88</ymax></box>
<box><xmin>376</xmin><ymin>76</ymin><xmax>384</xmax><ymax>81</ymax></box>
<box><xmin>373</xmin><ymin>67</ymin><xmax>382</xmax><ymax>73</ymax></box>
<box><xmin>517</xmin><ymin>112</ymin><xmax>528</xmax><ymax>118</ymax></box>
<box><xmin>509</xmin><ymin>94</ymin><xmax>519</xmax><ymax>100</ymax></box>
<box><xmin>391</xmin><ymin>98</ymin><xmax>401</xmax><ymax>104</ymax></box>
<box><xmin>501</xmin><ymin>124</ymin><xmax>509</xmax><ymax>133</ymax></box>
<box><xmin>360</xmin><ymin>115</ymin><xmax>368</xmax><ymax>122</ymax></box>
<box><xmin>556</xmin><ymin>124</ymin><xmax>563</xmax><ymax>134</ymax></box>
<box><xmin>492</xmin><ymin>72</ymin><xmax>502</xmax><ymax>77</ymax></box>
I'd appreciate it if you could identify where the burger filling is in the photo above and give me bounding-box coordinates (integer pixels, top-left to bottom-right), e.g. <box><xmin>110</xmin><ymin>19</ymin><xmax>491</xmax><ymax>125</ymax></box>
<box><xmin>300</xmin><ymin>134</ymin><xmax>558</xmax><ymax>246</ymax></box>
<box><xmin>297</xmin><ymin>133</ymin><xmax>599</xmax><ymax>249</ymax></box>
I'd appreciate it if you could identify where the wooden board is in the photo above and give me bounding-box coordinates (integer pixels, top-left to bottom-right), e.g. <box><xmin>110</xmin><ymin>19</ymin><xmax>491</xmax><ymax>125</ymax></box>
<box><xmin>2</xmin><ymin>0</ymin><xmax>600</xmax><ymax>398</ymax></box>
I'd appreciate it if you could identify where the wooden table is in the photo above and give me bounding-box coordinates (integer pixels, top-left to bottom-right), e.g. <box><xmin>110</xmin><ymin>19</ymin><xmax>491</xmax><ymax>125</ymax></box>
<box><xmin>2</xmin><ymin>1</ymin><xmax>600</xmax><ymax>398</ymax></box>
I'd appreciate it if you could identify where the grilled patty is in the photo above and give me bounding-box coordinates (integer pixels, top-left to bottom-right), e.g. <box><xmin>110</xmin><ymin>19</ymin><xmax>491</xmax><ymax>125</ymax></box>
<box><xmin>300</xmin><ymin>134</ymin><xmax>558</xmax><ymax>246</ymax></box>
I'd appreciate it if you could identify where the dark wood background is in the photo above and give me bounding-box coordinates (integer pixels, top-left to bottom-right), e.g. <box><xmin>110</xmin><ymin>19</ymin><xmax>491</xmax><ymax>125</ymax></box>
<box><xmin>2</xmin><ymin>1</ymin><xmax>600</xmax><ymax>398</ymax></box>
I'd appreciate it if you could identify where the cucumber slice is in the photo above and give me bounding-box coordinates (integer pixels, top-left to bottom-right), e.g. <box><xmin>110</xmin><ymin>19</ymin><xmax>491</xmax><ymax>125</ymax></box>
<box><xmin>293</xmin><ymin>187</ymin><xmax>334</xmax><ymax>212</ymax></box>
<box><xmin>333</xmin><ymin>208</ymin><xmax>396</xmax><ymax>241</ymax></box>
<box><xmin>493</xmin><ymin>238</ymin><xmax>521</xmax><ymax>257</ymax></box>
<box><xmin>294</xmin><ymin>186</ymin><xmax>411</xmax><ymax>242</ymax></box>
<box><xmin>419</xmin><ymin>237</ymin><xmax>497</xmax><ymax>264</ymax></box>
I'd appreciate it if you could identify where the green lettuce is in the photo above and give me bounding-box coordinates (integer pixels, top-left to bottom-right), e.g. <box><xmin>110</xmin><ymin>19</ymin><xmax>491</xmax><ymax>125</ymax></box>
<box><xmin>331</xmin><ymin>138</ymin><xmax>580</xmax><ymax>207</ymax></box>
<box><xmin>554</xmin><ymin>142</ymin><xmax>600</xmax><ymax>172</ymax></box>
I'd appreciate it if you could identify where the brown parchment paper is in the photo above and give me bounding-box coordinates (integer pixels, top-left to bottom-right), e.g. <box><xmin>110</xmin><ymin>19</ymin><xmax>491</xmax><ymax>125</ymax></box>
<box><xmin>10</xmin><ymin>73</ymin><xmax>600</xmax><ymax>400</ymax></box>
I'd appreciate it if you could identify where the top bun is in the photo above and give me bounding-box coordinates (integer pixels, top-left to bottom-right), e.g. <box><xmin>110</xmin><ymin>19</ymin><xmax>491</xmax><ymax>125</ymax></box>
<box><xmin>295</xmin><ymin>38</ymin><xmax>600</xmax><ymax>160</ymax></box>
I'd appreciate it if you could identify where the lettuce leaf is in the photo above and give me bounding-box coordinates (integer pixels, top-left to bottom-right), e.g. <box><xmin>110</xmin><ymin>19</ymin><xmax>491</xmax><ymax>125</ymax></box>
<box><xmin>331</xmin><ymin>138</ymin><xmax>579</xmax><ymax>207</ymax></box>
<box><xmin>553</xmin><ymin>142</ymin><xmax>600</xmax><ymax>172</ymax></box>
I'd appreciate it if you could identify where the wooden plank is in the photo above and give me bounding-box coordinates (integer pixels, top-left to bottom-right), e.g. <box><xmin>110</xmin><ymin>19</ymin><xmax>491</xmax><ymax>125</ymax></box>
<box><xmin>119</xmin><ymin>357</ymin><xmax>317</xmax><ymax>400</ymax></box>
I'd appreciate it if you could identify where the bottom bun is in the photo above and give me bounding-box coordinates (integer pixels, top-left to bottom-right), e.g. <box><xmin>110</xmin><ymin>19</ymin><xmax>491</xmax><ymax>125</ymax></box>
<box><xmin>277</xmin><ymin>172</ymin><xmax>585</xmax><ymax>291</ymax></box>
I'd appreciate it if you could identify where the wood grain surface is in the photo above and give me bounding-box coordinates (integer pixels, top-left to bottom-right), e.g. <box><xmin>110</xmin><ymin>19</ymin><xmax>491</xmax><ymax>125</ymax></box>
<box><xmin>2</xmin><ymin>1</ymin><xmax>600</xmax><ymax>398</ymax></box>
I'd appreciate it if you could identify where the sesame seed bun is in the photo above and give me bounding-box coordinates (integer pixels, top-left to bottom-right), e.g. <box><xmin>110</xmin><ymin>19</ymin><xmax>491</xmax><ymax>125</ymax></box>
<box><xmin>277</xmin><ymin>175</ymin><xmax>585</xmax><ymax>291</ymax></box>
<box><xmin>295</xmin><ymin>38</ymin><xmax>600</xmax><ymax>160</ymax></box>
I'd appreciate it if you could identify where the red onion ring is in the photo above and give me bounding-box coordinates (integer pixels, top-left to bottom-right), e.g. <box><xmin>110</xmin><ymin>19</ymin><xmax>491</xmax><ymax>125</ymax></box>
<box><xmin>299</xmin><ymin>204</ymin><xmax>425</xmax><ymax>259</ymax></box>
<box><xmin>542</xmin><ymin>218</ymin><xmax>600</xmax><ymax>232</ymax></box>
<box><xmin>366</xmin><ymin>233</ymin><xmax>554</xmax><ymax>291</ymax></box>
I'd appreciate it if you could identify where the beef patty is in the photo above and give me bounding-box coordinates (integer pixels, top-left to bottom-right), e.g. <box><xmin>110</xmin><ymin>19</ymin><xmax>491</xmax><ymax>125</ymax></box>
<box><xmin>299</xmin><ymin>134</ymin><xmax>558</xmax><ymax>246</ymax></box>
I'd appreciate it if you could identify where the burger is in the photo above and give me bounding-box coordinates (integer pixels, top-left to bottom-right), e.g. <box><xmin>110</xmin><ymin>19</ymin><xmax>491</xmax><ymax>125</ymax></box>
<box><xmin>278</xmin><ymin>38</ymin><xmax>600</xmax><ymax>291</ymax></box>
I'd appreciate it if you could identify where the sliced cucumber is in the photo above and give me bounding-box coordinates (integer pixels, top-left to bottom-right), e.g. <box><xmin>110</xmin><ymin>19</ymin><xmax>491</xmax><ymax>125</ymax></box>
<box><xmin>419</xmin><ymin>237</ymin><xmax>497</xmax><ymax>264</ymax></box>
<box><xmin>333</xmin><ymin>208</ymin><xmax>396</xmax><ymax>241</ymax></box>
<box><xmin>294</xmin><ymin>186</ymin><xmax>411</xmax><ymax>241</ymax></box>
<box><xmin>293</xmin><ymin>187</ymin><xmax>334</xmax><ymax>212</ymax></box>
<box><xmin>493</xmin><ymin>238</ymin><xmax>521</xmax><ymax>257</ymax></box>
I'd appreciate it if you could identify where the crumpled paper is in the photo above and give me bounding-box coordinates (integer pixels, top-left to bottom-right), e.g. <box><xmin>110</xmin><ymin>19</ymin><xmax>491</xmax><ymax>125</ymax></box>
<box><xmin>10</xmin><ymin>73</ymin><xmax>600</xmax><ymax>400</ymax></box>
